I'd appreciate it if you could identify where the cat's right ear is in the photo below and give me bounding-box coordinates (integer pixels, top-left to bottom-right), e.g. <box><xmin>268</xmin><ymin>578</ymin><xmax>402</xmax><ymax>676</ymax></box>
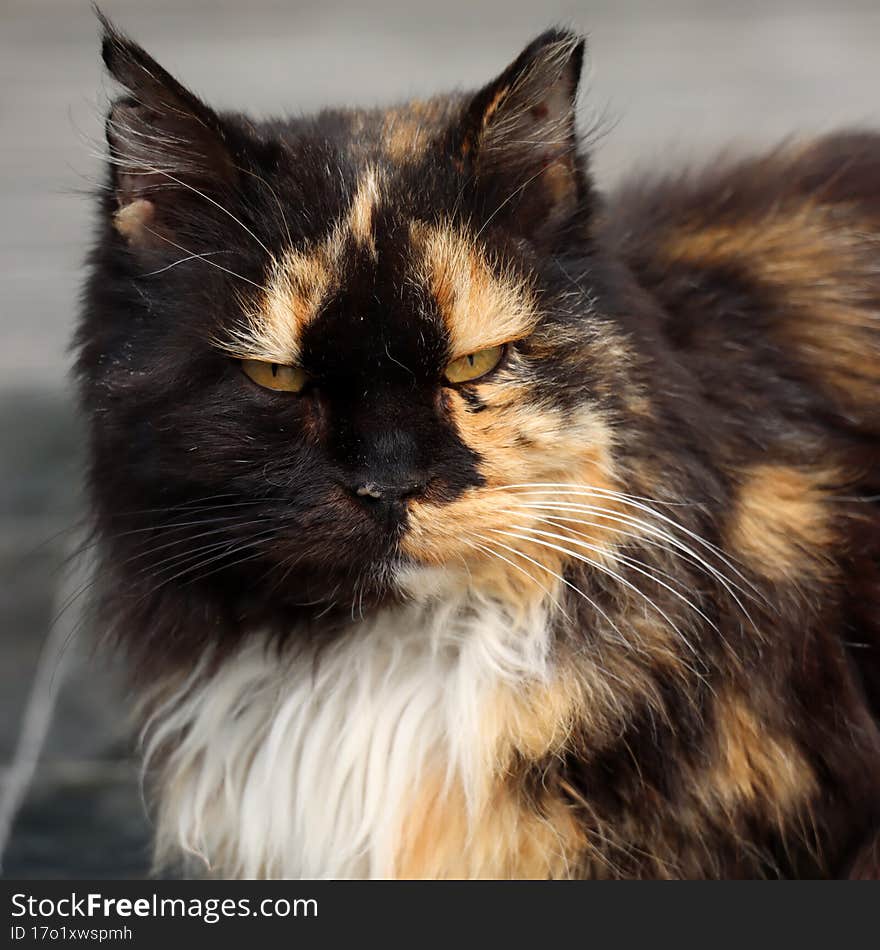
<box><xmin>98</xmin><ymin>10</ymin><xmax>237</xmax><ymax>249</ymax></box>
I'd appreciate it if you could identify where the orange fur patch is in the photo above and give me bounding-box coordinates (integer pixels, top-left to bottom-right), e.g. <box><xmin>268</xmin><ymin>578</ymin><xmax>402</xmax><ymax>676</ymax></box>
<box><xmin>727</xmin><ymin>464</ymin><xmax>837</xmax><ymax>581</ymax></box>
<box><xmin>394</xmin><ymin>673</ymin><xmax>588</xmax><ymax>879</ymax></box>
<box><xmin>346</xmin><ymin>165</ymin><xmax>381</xmax><ymax>253</ymax></box>
<box><xmin>395</xmin><ymin>771</ymin><xmax>584</xmax><ymax>878</ymax></box>
<box><xmin>402</xmin><ymin>386</ymin><xmax>630</xmax><ymax>618</ymax></box>
<box><xmin>382</xmin><ymin>116</ymin><xmax>427</xmax><ymax>162</ymax></box>
<box><xmin>541</xmin><ymin>158</ymin><xmax>578</xmax><ymax>212</ymax></box>
<box><xmin>487</xmin><ymin>674</ymin><xmax>585</xmax><ymax>760</ymax></box>
<box><xmin>218</xmin><ymin>167</ymin><xmax>384</xmax><ymax>361</ymax></box>
<box><xmin>381</xmin><ymin>99</ymin><xmax>450</xmax><ymax>162</ymax></box>
<box><xmin>478</xmin><ymin>84</ymin><xmax>511</xmax><ymax>135</ymax></box>
<box><xmin>411</xmin><ymin>221</ymin><xmax>538</xmax><ymax>357</ymax></box>
<box><xmin>113</xmin><ymin>198</ymin><xmax>156</xmax><ymax>247</ymax></box>
<box><xmin>222</xmin><ymin>248</ymin><xmax>335</xmax><ymax>363</ymax></box>
<box><xmin>661</xmin><ymin>203</ymin><xmax>880</xmax><ymax>408</ymax></box>
<box><xmin>709</xmin><ymin>693</ymin><xmax>815</xmax><ymax>814</ymax></box>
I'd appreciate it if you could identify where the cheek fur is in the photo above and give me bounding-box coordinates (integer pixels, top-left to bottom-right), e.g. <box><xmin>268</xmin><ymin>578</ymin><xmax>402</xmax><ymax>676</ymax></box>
<box><xmin>402</xmin><ymin>383</ymin><xmax>626</xmax><ymax>613</ymax></box>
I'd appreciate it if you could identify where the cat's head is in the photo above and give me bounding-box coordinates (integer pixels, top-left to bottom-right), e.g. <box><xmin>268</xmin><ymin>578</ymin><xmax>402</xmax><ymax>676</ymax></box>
<box><xmin>78</xmin><ymin>14</ymin><xmax>649</xmax><ymax>638</ymax></box>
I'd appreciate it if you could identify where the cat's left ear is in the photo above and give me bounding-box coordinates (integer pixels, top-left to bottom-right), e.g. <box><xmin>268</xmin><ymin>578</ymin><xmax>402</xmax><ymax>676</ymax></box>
<box><xmin>455</xmin><ymin>29</ymin><xmax>589</xmax><ymax>243</ymax></box>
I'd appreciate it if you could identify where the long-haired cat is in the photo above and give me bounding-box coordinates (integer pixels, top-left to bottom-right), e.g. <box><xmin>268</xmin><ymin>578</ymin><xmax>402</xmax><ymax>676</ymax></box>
<box><xmin>76</xmin><ymin>12</ymin><xmax>880</xmax><ymax>878</ymax></box>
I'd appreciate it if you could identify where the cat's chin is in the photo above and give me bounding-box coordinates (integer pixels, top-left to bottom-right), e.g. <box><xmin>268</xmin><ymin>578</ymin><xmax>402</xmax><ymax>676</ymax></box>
<box><xmin>251</xmin><ymin>555</ymin><xmax>429</xmax><ymax>620</ymax></box>
<box><xmin>393</xmin><ymin>562</ymin><xmax>470</xmax><ymax>603</ymax></box>
<box><xmin>294</xmin><ymin>558</ymin><xmax>469</xmax><ymax>616</ymax></box>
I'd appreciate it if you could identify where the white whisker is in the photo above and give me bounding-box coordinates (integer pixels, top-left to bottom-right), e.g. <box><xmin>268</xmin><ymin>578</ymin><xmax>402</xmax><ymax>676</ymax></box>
<box><xmin>107</xmin><ymin>145</ymin><xmax>277</xmax><ymax>260</ymax></box>
<box><xmin>502</xmin><ymin>522</ymin><xmax>719</xmax><ymax>638</ymax></box>
<box><xmin>498</xmin><ymin>507</ymin><xmax>694</xmax><ymax>579</ymax></box>
<box><xmin>498</xmin><ymin>483</ymin><xmax>761</xmax><ymax>594</ymax></box>
<box><xmin>507</xmin><ymin>511</ymin><xmax>699</xmax><ymax>589</ymax></box>
<box><xmin>462</xmin><ymin>537</ymin><xmax>571</xmax><ymax>622</ymax></box>
<box><xmin>140</xmin><ymin>225</ymin><xmax>269</xmax><ymax>291</ymax></box>
<box><xmin>500</xmin><ymin>498</ymin><xmax>762</xmax><ymax>627</ymax></box>
<box><xmin>488</xmin><ymin>527</ymin><xmax>701</xmax><ymax>660</ymax></box>
<box><xmin>472</xmin><ymin>532</ymin><xmax>637</xmax><ymax>656</ymax></box>
<box><xmin>235</xmin><ymin>163</ymin><xmax>294</xmax><ymax>252</ymax></box>
<box><xmin>142</xmin><ymin>250</ymin><xmax>227</xmax><ymax>276</ymax></box>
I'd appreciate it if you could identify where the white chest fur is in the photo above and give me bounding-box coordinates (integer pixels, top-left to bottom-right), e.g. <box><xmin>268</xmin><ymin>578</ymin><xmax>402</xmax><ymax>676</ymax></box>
<box><xmin>144</xmin><ymin>577</ymin><xmax>554</xmax><ymax>878</ymax></box>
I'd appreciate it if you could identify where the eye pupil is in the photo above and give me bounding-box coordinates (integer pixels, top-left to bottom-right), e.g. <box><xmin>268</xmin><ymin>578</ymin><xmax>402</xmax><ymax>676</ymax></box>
<box><xmin>271</xmin><ymin>363</ymin><xmax>278</xmax><ymax>377</ymax></box>
<box><xmin>467</xmin><ymin>354</ymin><xmax>475</xmax><ymax>366</ymax></box>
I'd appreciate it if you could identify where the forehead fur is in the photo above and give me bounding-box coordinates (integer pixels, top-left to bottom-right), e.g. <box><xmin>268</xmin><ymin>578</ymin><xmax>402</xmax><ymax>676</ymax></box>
<box><xmin>410</xmin><ymin>221</ymin><xmax>538</xmax><ymax>357</ymax></box>
<box><xmin>378</xmin><ymin>97</ymin><xmax>463</xmax><ymax>163</ymax></box>
<box><xmin>219</xmin><ymin>167</ymin><xmax>384</xmax><ymax>362</ymax></box>
<box><xmin>219</xmin><ymin>166</ymin><xmax>537</xmax><ymax>364</ymax></box>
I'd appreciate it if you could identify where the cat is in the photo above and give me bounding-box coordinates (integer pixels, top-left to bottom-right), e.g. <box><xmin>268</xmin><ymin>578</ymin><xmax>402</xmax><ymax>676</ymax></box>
<box><xmin>75</xmin><ymin>11</ymin><xmax>880</xmax><ymax>878</ymax></box>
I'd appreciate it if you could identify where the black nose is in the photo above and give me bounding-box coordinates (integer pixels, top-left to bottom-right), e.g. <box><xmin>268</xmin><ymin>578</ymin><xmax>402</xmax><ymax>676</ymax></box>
<box><xmin>348</xmin><ymin>477</ymin><xmax>427</xmax><ymax>520</ymax></box>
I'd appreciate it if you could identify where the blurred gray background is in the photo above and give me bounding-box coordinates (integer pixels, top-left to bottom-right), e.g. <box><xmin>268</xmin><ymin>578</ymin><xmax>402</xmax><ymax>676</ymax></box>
<box><xmin>1</xmin><ymin>0</ymin><xmax>879</xmax><ymax>877</ymax></box>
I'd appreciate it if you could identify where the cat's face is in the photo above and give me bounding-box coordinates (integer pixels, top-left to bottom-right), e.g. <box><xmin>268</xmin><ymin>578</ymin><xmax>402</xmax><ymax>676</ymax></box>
<box><xmin>78</xmin><ymin>20</ymin><xmax>644</xmax><ymax>623</ymax></box>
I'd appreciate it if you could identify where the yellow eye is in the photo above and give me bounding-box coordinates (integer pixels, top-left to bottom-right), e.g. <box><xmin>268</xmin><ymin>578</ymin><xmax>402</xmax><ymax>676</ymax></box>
<box><xmin>241</xmin><ymin>359</ymin><xmax>308</xmax><ymax>393</ymax></box>
<box><xmin>443</xmin><ymin>345</ymin><xmax>505</xmax><ymax>384</ymax></box>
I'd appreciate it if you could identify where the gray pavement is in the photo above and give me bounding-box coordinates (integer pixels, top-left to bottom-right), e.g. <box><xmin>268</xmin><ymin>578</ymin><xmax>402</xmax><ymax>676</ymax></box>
<box><xmin>1</xmin><ymin>0</ymin><xmax>879</xmax><ymax>877</ymax></box>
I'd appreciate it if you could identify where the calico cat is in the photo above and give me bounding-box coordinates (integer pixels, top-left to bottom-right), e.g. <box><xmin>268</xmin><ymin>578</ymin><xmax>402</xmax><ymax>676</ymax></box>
<box><xmin>76</xmin><ymin>12</ymin><xmax>880</xmax><ymax>878</ymax></box>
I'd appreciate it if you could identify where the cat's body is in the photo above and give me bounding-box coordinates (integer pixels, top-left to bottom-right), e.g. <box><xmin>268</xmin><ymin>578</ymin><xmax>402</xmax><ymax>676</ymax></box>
<box><xmin>77</xmin><ymin>15</ymin><xmax>880</xmax><ymax>878</ymax></box>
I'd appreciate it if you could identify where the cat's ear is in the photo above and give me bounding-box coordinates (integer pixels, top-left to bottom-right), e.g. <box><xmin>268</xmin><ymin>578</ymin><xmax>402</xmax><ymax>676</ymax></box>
<box><xmin>456</xmin><ymin>29</ymin><xmax>589</xmax><ymax>242</ymax></box>
<box><xmin>98</xmin><ymin>11</ymin><xmax>237</xmax><ymax>249</ymax></box>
